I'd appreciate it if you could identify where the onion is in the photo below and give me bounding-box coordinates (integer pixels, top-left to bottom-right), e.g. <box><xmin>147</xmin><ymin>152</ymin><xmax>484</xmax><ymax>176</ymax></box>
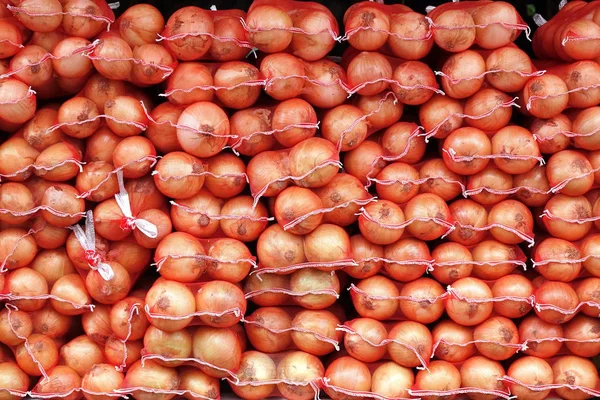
<box><xmin>82</xmin><ymin>304</ymin><xmax>112</xmax><ymax>345</ymax></box>
<box><xmin>145</xmin><ymin>279</ymin><xmax>196</xmax><ymax>332</ymax></box>
<box><xmin>487</xmin><ymin>200</ymin><xmax>534</xmax><ymax>245</ymax></box>
<box><xmin>85</xmin><ymin>261</ymin><xmax>131</xmax><ymax>305</ymax></box>
<box><xmin>354</xmin><ymin>91</ymin><xmax>403</xmax><ymax>132</ymax></box>
<box><xmin>343</xmin><ymin>141</ymin><xmax>386</xmax><ymax>185</ymax></box>
<box><xmin>31</xmin><ymin>248</ymin><xmax>75</xmax><ymax>287</ymax></box>
<box><xmin>31</xmin><ymin>305</ymin><xmax>72</xmax><ymax>338</ymax></box>
<box><xmin>564</xmin><ymin>314</ymin><xmax>600</xmax><ymax>357</ymax></box>
<box><xmin>0</xmin><ymin>78</ymin><xmax>36</xmax><ymax>125</ymax></box>
<box><xmin>398</xmin><ymin>278</ymin><xmax>445</xmax><ymax>324</ymax></box>
<box><xmin>371</xmin><ymin>361</ymin><xmax>414</xmax><ymax>398</ymax></box>
<box><xmin>109</xmin><ymin>297</ymin><xmax>148</xmax><ymax>340</ymax></box>
<box><xmin>75</xmin><ymin>161</ymin><xmax>118</xmax><ymax>202</ymax></box>
<box><xmin>123</xmin><ymin>360</ymin><xmax>178</xmax><ymax>399</ymax></box>
<box><xmin>419</xmin><ymin>94</ymin><xmax>464</xmax><ymax>139</ymax></box>
<box><xmin>562</xmin><ymin>61</ymin><xmax>600</xmax><ymax>109</ymax></box>
<box><xmin>51</xmin><ymin>37</ymin><xmax>93</xmax><ymax>79</ymax></box>
<box><xmin>490</xmin><ymin>274</ymin><xmax>533</xmax><ymax>318</ymax></box>
<box><xmin>392</xmin><ymin>61</ymin><xmax>438</xmax><ymax>105</ymax></box>
<box><xmin>245</xmin><ymin>307</ymin><xmax>292</xmax><ymax>353</ymax></box>
<box><xmin>214</xmin><ymin>61</ymin><xmax>261</xmax><ymax>109</ymax></box>
<box><xmin>552</xmin><ymin>355</ymin><xmax>600</xmax><ymax>400</ymax></box>
<box><xmin>514</xmin><ymin>165</ymin><xmax>552</xmax><ymax>207</ymax></box>
<box><xmin>414</xmin><ymin>360</ymin><xmax>461</xmax><ymax>400</ymax></box>
<box><xmin>304</xmin><ymin>224</ymin><xmax>351</xmax><ymax>265</ymax></box>
<box><xmin>542</xmin><ymin>194</ymin><xmax>593</xmax><ymax>241</ymax></box>
<box><xmin>195</xmin><ymin>280</ymin><xmax>246</xmax><ymax>328</ymax></box>
<box><xmin>432</xmin><ymin>320</ymin><xmax>476</xmax><ymax>363</ymax></box>
<box><xmin>60</xmin><ymin>335</ymin><xmax>104</xmax><ymax>377</ymax></box>
<box><xmin>229</xmin><ymin>107</ymin><xmax>275</xmax><ymax>156</ymax></box>
<box><xmin>431</xmin><ymin>242</ymin><xmax>473</xmax><ymax>284</ymax></box>
<box><xmin>383</xmin><ymin>238</ymin><xmax>430</xmax><ymax>282</ymax></box>
<box><xmin>166</xmin><ymin>62</ymin><xmax>214</xmax><ymax>105</ymax></box>
<box><xmin>177</xmin><ymin>102</ymin><xmax>230</xmax><ymax>158</ymax></box>
<box><xmin>104</xmin><ymin>96</ymin><xmax>148</xmax><ymax>137</ymax></box>
<box><xmin>289</xmin><ymin>137</ymin><xmax>340</xmax><ymax>188</ymax></box>
<box><xmin>155</xmin><ymin>232</ymin><xmax>206</xmax><ymax>282</ymax></box>
<box><xmin>0</xmin><ymin>362</ymin><xmax>30</xmax><ymax>399</ymax></box>
<box><xmin>0</xmin><ymin>183</ymin><xmax>35</xmax><ymax>225</ymax></box>
<box><xmin>145</xmin><ymin>103</ymin><xmax>183</xmax><ymax>153</ymax></box>
<box><xmin>491</xmin><ymin>126</ymin><xmax>541</xmax><ymax>174</ymax></box>
<box><xmin>124</xmin><ymin>176</ymin><xmax>167</xmax><ymax>215</ymax></box>
<box><xmin>404</xmin><ymin>193</ymin><xmax>452</xmax><ymax>241</ymax></box>
<box><xmin>388</xmin><ymin>11</ymin><xmax>433</xmax><ymax>59</ymax></box>
<box><xmin>472</xmin><ymin>240</ymin><xmax>521</xmax><ymax>280</ymax></box>
<box><xmin>112</xmin><ymin>136</ymin><xmax>156</xmax><ymax>179</ymax></box>
<box><xmin>5</xmin><ymin>267</ymin><xmax>48</xmax><ymax>311</ymax></box>
<box><xmin>0</xmin><ymin>308</ymin><xmax>32</xmax><ymax>346</ymax></box>
<box><xmin>547</xmin><ymin>150</ymin><xmax>594</xmax><ymax>196</ymax></box>
<box><xmin>441</xmin><ymin>50</ymin><xmax>486</xmax><ymax>99</ymax></box>
<box><xmin>231</xmin><ymin>351</ymin><xmax>276</xmax><ymax>400</ymax></box>
<box><xmin>0</xmin><ymin>228</ymin><xmax>38</xmax><ymax>270</ymax></box>
<box><xmin>10</xmin><ymin>45</ymin><xmax>53</xmax><ymax>88</ymax></box>
<box><xmin>324</xmin><ymin>356</ymin><xmax>371</xmax><ymax>400</ymax></box>
<box><xmin>170</xmin><ymin>189</ymin><xmax>223</xmax><ymax>238</ymax></box>
<box><xmin>85</xmin><ymin>127</ymin><xmax>122</xmax><ymax>162</ymax></box>
<box><xmin>486</xmin><ymin>46</ymin><xmax>535</xmax><ymax>92</ymax></box>
<box><xmin>344</xmin><ymin>3</ymin><xmax>389</xmax><ymax>51</ymax></box>
<box><xmin>163</xmin><ymin>6</ymin><xmax>213</xmax><ymax>60</ymax></box>
<box><xmin>534</xmin><ymin>237</ymin><xmax>582</xmax><ymax>282</ymax></box>
<box><xmin>534</xmin><ymin>280</ymin><xmax>579</xmax><ymax>324</ymax></box>
<box><xmin>205</xmin><ymin>152</ymin><xmax>247</xmax><ymax>198</ymax></box>
<box><xmin>272</xmin><ymin>99</ymin><xmax>317</xmax><ymax>147</ymax></box>
<box><xmin>314</xmin><ymin>173</ymin><xmax>370</xmax><ymax>227</ymax></box>
<box><xmin>290</xmin><ymin>269</ymin><xmax>340</xmax><ymax>310</ymax></box>
<box><xmin>82</xmin><ymin>75</ymin><xmax>130</xmax><ymax>113</ymax></box>
<box><xmin>346</xmin><ymin>234</ymin><xmax>383</xmax><ymax>279</ymax></box>
<box><xmin>322</xmin><ymin>104</ymin><xmax>368</xmax><ymax>151</ymax></box>
<box><xmin>352</xmin><ymin>275</ymin><xmax>399</xmax><ymax>321</ymax></box>
<box><xmin>32</xmin><ymin>217</ymin><xmax>69</xmax><ymax>250</ymax></box>
<box><xmin>464</xmin><ymin>88</ymin><xmax>513</xmax><ymax>132</ymax></box>
<box><xmin>220</xmin><ymin>196</ymin><xmax>268</xmax><ymax>242</ymax></box>
<box><xmin>260</xmin><ymin>53</ymin><xmax>305</xmax><ymax>101</ymax></box>
<box><xmin>347</xmin><ymin>51</ymin><xmax>392</xmax><ymax>96</ymax></box>
<box><xmin>143</xmin><ymin>325</ymin><xmax>192</xmax><ymax>367</ymax></box>
<box><xmin>473</xmin><ymin>2</ymin><xmax>520</xmax><ymax>49</ymax></box>
<box><xmin>207</xmin><ymin>238</ymin><xmax>252</xmax><ymax>283</ymax></box>
<box><xmin>0</xmin><ymin>137</ymin><xmax>40</xmax><ymax>181</ymax></box>
<box><xmin>61</xmin><ymin>0</ymin><xmax>106</xmax><ymax>38</ymax></box>
<box><xmin>131</xmin><ymin>44</ymin><xmax>176</xmax><ymax>86</ymax></box>
<box><xmin>246</xmin><ymin>5</ymin><xmax>293</xmax><ymax>53</ymax></box>
<box><xmin>419</xmin><ymin>159</ymin><xmax>464</xmax><ymax>201</ymax></box>
<box><xmin>192</xmin><ymin>326</ymin><xmax>242</xmax><ymax>378</ymax></box>
<box><xmin>522</xmin><ymin>74</ymin><xmax>569</xmax><ymax>119</ymax></box>
<box><xmin>22</xmin><ymin>108</ymin><xmax>61</xmax><ymax>152</ymax></box>
<box><xmin>380</xmin><ymin>121</ymin><xmax>426</xmax><ymax>165</ymax></box>
<box><xmin>90</xmin><ymin>37</ymin><xmax>133</xmax><ymax>81</ymax></box>
<box><xmin>343</xmin><ymin>318</ymin><xmax>387</xmax><ymax>363</ymax></box>
<box><xmin>104</xmin><ymin>337</ymin><xmax>142</xmax><ymax>368</ymax></box>
<box><xmin>35</xmin><ymin>141</ymin><xmax>83</xmax><ymax>181</ymax></box>
<box><xmin>467</xmin><ymin>166</ymin><xmax>513</xmax><ymax>205</ymax></box>
<box><xmin>29</xmin><ymin>31</ymin><xmax>65</xmax><ymax>52</ymax></box>
<box><xmin>119</xmin><ymin>4</ymin><xmax>164</xmax><ymax>47</ymax></box>
<box><xmin>432</xmin><ymin>10</ymin><xmax>476</xmax><ymax>52</ymax></box>
<box><xmin>210</xmin><ymin>11</ymin><xmax>248</xmax><ymax>61</ymax></box>
<box><xmin>291</xmin><ymin>309</ymin><xmax>340</xmax><ymax>356</ymax></box>
<box><xmin>519</xmin><ymin>314</ymin><xmax>563</xmax><ymax>358</ymax></box>
<box><xmin>11</xmin><ymin>0</ymin><xmax>63</xmax><ymax>32</ymax></box>
<box><xmin>358</xmin><ymin>200</ymin><xmax>405</xmax><ymax>245</ymax></box>
<box><xmin>291</xmin><ymin>8</ymin><xmax>336</xmax><ymax>60</ymax></box>
<box><xmin>507</xmin><ymin>356</ymin><xmax>553</xmax><ymax>400</ymax></box>
<box><xmin>442</xmin><ymin>127</ymin><xmax>492</xmax><ymax>175</ymax></box>
<box><xmin>576</xmin><ymin>277</ymin><xmax>600</xmax><ymax>316</ymax></box>
<box><xmin>256</xmin><ymin>224</ymin><xmax>305</xmax><ymax>271</ymax></box>
<box><xmin>81</xmin><ymin>364</ymin><xmax>125</xmax><ymax>400</ymax></box>
<box><xmin>460</xmin><ymin>356</ymin><xmax>507</xmax><ymax>400</ymax></box>
<box><xmin>66</xmin><ymin>229</ymin><xmax>109</xmax><ymax>270</ymax></box>
<box><xmin>301</xmin><ymin>59</ymin><xmax>348</xmax><ymax>109</ymax></box>
<box><xmin>15</xmin><ymin>334</ymin><xmax>58</xmax><ymax>376</ymax></box>
<box><xmin>473</xmin><ymin>316</ymin><xmax>520</xmax><ymax>360</ymax></box>
<box><xmin>0</xmin><ymin>19</ymin><xmax>23</xmax><ymax>59</ymax></box>
<box><xmin>446</xmin><ymin>277</ymin><xmax>493</xmax><ymax>326</ymax></box>
<box><xmin>276</xmin><ymin>351</ymin><xmax>324</xmax><ymax>400</ymax></box>
<box><xmin>388</xmin><ymin>321</ymin><xmax>432</xmax><ymax>368</ymax></box>
<box><xmin>49</xmin><ymin>273</ymin><xmax>91</xmax><ymax>315</ymax></box>
<box><xmin>274</xmin><ymin>187</ymin><xmax>323</xmax><ymax>235</ymax></box>
<box><xmin>179</xmin><ymin>367</ymin><xmax>220</xmax><ymax>400</ymax></box>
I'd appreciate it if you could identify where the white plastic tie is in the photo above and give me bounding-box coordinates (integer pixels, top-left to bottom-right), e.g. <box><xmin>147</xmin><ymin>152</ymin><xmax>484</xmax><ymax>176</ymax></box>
<box><xmin>115</xmin><ymin>170</ymin><xmax>158</xmax><ymax>238</ymax></box>
<box><xmin>70</xmin><ymin>210</ymin><xmax>114</xmax><ymax>281</ymax></box>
